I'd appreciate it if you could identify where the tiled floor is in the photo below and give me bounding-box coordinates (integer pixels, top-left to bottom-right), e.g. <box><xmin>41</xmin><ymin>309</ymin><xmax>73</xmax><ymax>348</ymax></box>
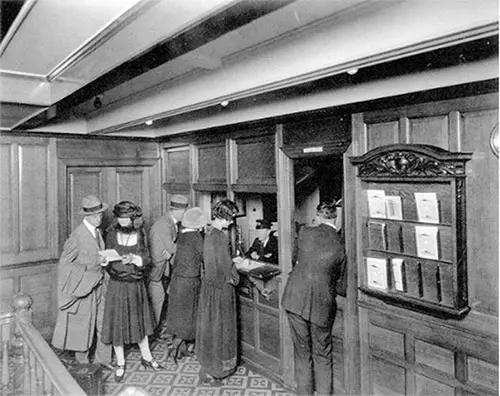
<box><xmin>102</xmin><ymin>341</ymin><xmax>296</xmax><ymax>396</ymax></box>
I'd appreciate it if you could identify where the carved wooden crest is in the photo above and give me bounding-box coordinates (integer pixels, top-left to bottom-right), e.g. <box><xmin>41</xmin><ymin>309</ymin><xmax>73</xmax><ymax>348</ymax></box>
<box><xmin>350</xmin><ymin>144</ymin><xmax>471</xmax><ymax>178</ymax></box>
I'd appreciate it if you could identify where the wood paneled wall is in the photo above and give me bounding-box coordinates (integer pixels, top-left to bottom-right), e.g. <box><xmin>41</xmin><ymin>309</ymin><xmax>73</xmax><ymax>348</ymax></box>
<box><xmin>0</xmin><ymin>136</ymin><xmax>161</xmax><ymax>340</ymax></box>
<box><xmin>0</xmin><ymin>136</ymin><xmax>58</xmax><ymax>338</ymax></box>
<box><xmin>350</xmin><ymin>92</ymin><xmax>499</xmax><ymax>395</ymax></box>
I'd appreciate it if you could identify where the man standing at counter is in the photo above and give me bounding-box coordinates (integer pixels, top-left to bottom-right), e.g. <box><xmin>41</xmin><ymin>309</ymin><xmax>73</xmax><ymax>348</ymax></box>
<box><xmin>148</xmin><ymin>193</ymin><xmax>189</xmax><ymax>341</ymax></box>
<box><xmin>282</xmin><ymin>201</ymin><xmax>346</xmax><ymax>396</ymax></box>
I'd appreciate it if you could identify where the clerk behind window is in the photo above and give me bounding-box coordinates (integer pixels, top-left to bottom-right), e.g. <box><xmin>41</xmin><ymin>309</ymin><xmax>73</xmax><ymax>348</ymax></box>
<box><xmin>245</xmin><ymin>219</ymin><xmax>278</xmax><ymax>264</ymax></box>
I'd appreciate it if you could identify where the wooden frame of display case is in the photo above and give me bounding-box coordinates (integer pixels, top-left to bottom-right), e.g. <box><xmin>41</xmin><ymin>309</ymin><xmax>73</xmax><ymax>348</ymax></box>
<box><xmin>350</xmin><ymin>144</ymin><xmax>472</xmax><ymax>319</ymax></box>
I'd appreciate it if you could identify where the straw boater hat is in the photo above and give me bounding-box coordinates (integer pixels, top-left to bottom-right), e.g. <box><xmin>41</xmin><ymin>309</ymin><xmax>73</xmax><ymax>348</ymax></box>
<box><xmin>79</xmin><ymin>195</ymin><xmax>108</xmax><ymax>215</ymax></box>
<box><xmin>182</xmin><ymin>207</ymin><xmax>207</xmax><ymax>229</ymax></box>
<box><xmin>169</xmin><ymin>194</ymin><xmax>189</xmax><ymax>210</ymax></box>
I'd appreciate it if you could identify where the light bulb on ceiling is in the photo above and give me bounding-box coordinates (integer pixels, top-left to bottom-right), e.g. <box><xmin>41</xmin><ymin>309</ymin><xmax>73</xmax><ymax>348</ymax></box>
<box><xmin>145</xmin><ymin>120</ymin><xmax>153</xmax><ymax>126</ymax></box>
<box><xmin>347</xmin><ymin>68</ymin><xmax>359</xmax><ymax>76</ymax></box>
<box><xmin>220</xmin><ymin>100</ymin><xmax>229</xmax><ymax>107</ymax></box>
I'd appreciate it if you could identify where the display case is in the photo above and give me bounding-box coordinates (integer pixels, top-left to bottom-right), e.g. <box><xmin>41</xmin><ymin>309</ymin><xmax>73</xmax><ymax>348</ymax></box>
<box><xmin>350</xmin><ymin>144</ymin><xmax>472</xmax><ymax>318</ymax></box>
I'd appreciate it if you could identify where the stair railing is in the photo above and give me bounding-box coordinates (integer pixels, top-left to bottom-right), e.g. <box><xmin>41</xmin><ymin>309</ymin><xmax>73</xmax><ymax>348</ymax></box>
<box><xmin>4</xmin><ymin>293</ymin><xmax>87</xmax><ymax>396</ymax></box>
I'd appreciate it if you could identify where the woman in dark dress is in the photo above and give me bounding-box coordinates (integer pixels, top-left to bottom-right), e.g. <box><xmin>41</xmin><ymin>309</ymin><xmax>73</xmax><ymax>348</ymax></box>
<box><xmin>101</xmin><ymin>201</ymin><xmax>163</xmax><ymax>382</ymax></box>
<box><xmin>196</xmin><ymin>199</ymin><xmax>240</xmax><ymax>386</ymax></box>
<box><xmin>165</xmin><ymin>207</ymin><xmax>207</xmax><ymax>363</ymax></box>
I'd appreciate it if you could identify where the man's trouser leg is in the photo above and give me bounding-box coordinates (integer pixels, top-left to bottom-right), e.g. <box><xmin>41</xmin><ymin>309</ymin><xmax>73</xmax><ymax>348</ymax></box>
<box><xmin>148</xmin><ymin>280</ymin><xmax>165</xmax><ymax>327</ymax></box>
<box><xmin>286</xmin><ymin>311</ymin><xmax>314</xmax><ymax>396</ymax></box>
<box><xmin>311</xmin><ymin>322</ymin><xmax>333</xmax><ymax>395</ymax></box>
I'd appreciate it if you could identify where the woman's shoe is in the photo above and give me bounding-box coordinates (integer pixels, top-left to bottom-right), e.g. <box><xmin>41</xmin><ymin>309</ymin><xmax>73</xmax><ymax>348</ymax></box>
<box><xmin>114</xmin><ymin>364</ymin><xmax>126</xmax><ymax>383</ymax></box>
<box><xmin>199</xmin><ymin>372</ymin><xmax>223</xmax><ymax>386</ymax></box>
<box><xmin>185</xmin><ymin>342</ymin><xmax>195</xmax><ymax>356</ymax></box>
<box><xmin>168</xmin><ymin>338</ymin><xmax>184</xmax><ymax>365</ymax></box>
<box><xmin>141</xmin><ymin>358</ymin><xmax>164</xmax><ymax>371</ymax></box>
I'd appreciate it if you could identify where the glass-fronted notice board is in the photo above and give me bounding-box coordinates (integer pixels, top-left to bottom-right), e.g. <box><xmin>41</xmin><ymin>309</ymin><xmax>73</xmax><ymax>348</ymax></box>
<box><xmin>350</xmin><ymin>144</ymin><xmax>472</xmax><ymax>319</ymax></box>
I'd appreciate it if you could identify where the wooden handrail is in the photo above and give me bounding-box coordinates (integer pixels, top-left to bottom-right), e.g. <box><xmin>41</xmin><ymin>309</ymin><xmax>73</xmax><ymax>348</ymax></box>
<box><xmin>12</xmin><ymin>293</ymin><xmax>87</xmax><ymax>396</ymax></box>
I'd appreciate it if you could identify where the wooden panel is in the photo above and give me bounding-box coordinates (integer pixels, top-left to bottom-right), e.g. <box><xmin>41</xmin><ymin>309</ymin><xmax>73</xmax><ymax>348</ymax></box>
<box><xmin>115</xmin><ymin>168</ymin><xmax>146</xmax><ymax>206</ymax></box>
<box><xmin>165</xmin><ymin>147</ymin><xmax>190</xmax><ymax>184</ymax></box>
<box><xmin>236</xmin><ymin>135</ymin><xmax>275</xmax><ymax>185</ymax></box>
<box><xmin>371</xmin><ymin>357</ymin><xmax>405</xmax><ymax>396</ymax></box>
<box><xmin>0</xmin><ymin>261</ymin><xmax>58</xmax><ymax>340</ymax></box>
<box><xmin>0</xmin><ymin>143</ymin><xmax>14</xmax><ymax>254</ymax></box>
<box><xmin>409</xmin><ymin>115</ymin><xmax>449</xmax><ymax>149</ymax></box>
<box><xmin>282</xmin><ymin>115</ymin><xmax>350</xmax><ymax>146</ymax></box>
<box><xmin>258</xmin><ymin>309</ymin><xmax>280</xmax><ymax>359</ymax></box>
<box><xmin>0</xmin><ymin>137</ymin><xmax>57</xmax><ymax>265</ymax></box>
<box><xmin>467</xmin><ymin>356</ymin><xmax>499</xmax><ymax>390</ymax></box>
<box><xmin>67</xmin><ymin>168</ymin><xmax>103</xmax><ymax>233</ymax></box>
<box><xmin>20</xmin><ymin>271</ymin><xmax>54</xmax><ymax>333</ymax></box>
<box><xmin>367</xmin><ymin>121</ymin><xmax>399</xmax><ymax>151</ymax></box>
<box><xmin>57</xmin><ymin>139</ymin><xmax>158</xmax><ymax>160</ymax></box>
<box><xmin>197</xmin><ymin>144</ymin><xmax>227</xmax><ymax>183</ymax></box>
<box><xmin>415</xmin><ymin>374</ymin><xmax>454</xmax><ymax>396</ymax></box>
<box><xmin>20</xmin><ymin>272</ymin><xmax>51</xmax><ymax>295</ymax></box>
<box><xmin>461</xmin><ymin>109</ymin><xmax>499</xmax><ymax>315</ymax></box>
<box><xmin>19</xmin><ymin>144</ymin><xmax>49</xmax><ymax>252</ymax></box>
<box><xmin>0</xmin><ymin>277</ymin><xmax>15</xmax><ymax>314</ymax></box>
<box><xmin>369</xmin><ymin>323</ymin><xmax>405</xmax><ymax>359</ymax></box>
<box><xmin>414</xmin><ymin>339</ymin><xmax>455</xmax><ymax>376</ymax></box>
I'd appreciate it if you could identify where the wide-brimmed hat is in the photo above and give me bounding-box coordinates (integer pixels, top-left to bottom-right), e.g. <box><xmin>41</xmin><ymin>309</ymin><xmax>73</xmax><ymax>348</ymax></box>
<box><xmin>79</xmin><ymin>195</ymin><xmax>108</xmax><ymax>215</ymax></box>
<box><xmin>169</xmin><ymin>194</ymin><xmax>189</xmax><ymax>209</ymax></box>
<box><xmin>182</xmin><ymin>207</ymin><xmax>207</xmax><ymax>229</ymax></box>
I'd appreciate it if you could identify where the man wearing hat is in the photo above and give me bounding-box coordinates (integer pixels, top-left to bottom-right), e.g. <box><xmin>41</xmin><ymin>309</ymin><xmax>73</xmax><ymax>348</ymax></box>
<box><xmin>148</xmin><ymin>193</ymin><xmax>189</xmax><ymax>340</ymax></box>
<box><xmin>52</xmin><ymin>195</ymin><xmax>113</xmax><ymax>369</ymax></box>
<box><xmin>281</xmin><ymin>201</ymin><xmax>346</xmax><ymax>396</ymax></box>
<box><xmin>245</xmin><ymin>219</ymin><xmax>278</xmax><ymax>264</ymax></box>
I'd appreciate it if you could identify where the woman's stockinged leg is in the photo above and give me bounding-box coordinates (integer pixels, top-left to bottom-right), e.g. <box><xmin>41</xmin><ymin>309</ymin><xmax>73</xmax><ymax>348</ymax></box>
<box><xmin>138</xmin><ymin>336</ymin><xmax>153</xmax><ymax>361</ymax></box>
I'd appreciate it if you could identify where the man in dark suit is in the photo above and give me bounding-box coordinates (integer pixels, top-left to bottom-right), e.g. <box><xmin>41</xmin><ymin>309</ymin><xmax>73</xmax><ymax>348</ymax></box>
<box><xmin>148</xmin><ymin>193</ymin><xmax>189</xmax><ymax>340</ymax></box>
<box><xmin>245</xmin><ymin>219</ymin><xmax>278</xmax><ymax>264</ymax></box>
<box><xmin>282</xmin><ymin>201</ymin><xmax>346</xmax><ymax>396</ymax></box>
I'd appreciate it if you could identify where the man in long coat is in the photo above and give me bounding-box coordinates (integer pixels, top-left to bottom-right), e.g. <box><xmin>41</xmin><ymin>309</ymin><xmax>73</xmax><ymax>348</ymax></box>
<box><xmin>282</xmin><ymin>201</ymin><xmax>346</xmax><ymax>396</ymax></box>
<box><xmin>148</xmin><ymin>193</ymin><xmax>188</xmax><ymax>339</ymax></box>
<box><xmin>52</xmin><ymin>195</ymin><xmax>113</xmax><ymax>369</ymax></box>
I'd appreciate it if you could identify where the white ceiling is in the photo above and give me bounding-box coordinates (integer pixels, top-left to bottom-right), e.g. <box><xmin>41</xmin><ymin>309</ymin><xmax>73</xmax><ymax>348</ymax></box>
<box><xmin>0</xmin><ymin>0</ymin><xmax>498</xmax><ymax>137</ymax></box>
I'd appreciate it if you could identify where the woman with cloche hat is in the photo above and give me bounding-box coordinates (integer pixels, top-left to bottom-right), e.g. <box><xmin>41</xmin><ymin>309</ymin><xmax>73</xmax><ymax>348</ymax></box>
<box><xmin>165</xmin><ymin>207</ymin><xmax>207</xmax><ymax>363</ymax></box>
<box><xmin>101</xmin><ymin>201</ymin><xmax>164</xmax><ymax>382</ymax></box>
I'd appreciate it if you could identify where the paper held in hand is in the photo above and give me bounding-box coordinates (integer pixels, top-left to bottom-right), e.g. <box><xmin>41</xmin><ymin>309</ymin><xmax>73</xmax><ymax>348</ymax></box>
<box><xmin>232</xmin><ymin>256</ymin><xmax>264</xmax><ymax>271</ymax></box>
<box><xmin>99</xmin><ymin>249</ymin><xmax>122</xmax><ymax>262</ymax></box>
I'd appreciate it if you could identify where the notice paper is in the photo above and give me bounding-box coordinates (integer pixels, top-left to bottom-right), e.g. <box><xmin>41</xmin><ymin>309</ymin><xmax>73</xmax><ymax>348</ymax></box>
<box><xmin>415</xmin><ymin>192</ymin><xmax>439</xmax><ymax>223</ymax></box>
<box><xmin>385</xmin><ymin>195</ymin><xmax>403</xmax><ymax>220</ymax></box>
<box><xmin>99</xmin><ymin>249</ymin><xmax>122</xmax><ymax>262</ymax></box>
<box><xmin>415</xmin><ymin>226</ymin><xmax>439</xmax><ymax>260</ymax></box>
<box><xmin>367</xmin><ymin>190</ymin><xmax>387</xmax><ymax>218</ymax></box>
<box><xmin>391</xmin><ymin>258</ymin><xmax>405</xmax><ymax>291</ymax></box>
<box><xmin>366</xmin><ymin>257</ymin><xmax>388</xmax><ymax>290</ymax></box>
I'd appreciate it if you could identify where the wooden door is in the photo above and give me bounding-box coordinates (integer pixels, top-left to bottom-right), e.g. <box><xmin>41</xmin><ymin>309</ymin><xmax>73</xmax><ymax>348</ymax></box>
<box><xmin>66</xmin><ymin>166</ymin><xmax>154</xmax><ymax>235</ymax></box>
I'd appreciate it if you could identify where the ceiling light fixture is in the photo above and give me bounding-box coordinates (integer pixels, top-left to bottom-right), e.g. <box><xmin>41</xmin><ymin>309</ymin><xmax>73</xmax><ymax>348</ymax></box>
<box><xmin>145</xmin><ymin>120</ymin><xmax>153</xmax><ymax>126</ymax></box>
<box><xmin>93</xmin><ymin>96</ymin><xmax>102</xmax><ymax>109</ymax></box>
<box><xmin>347</xmin><ymin>68</ymin><xmax>359</xmax><ymax>75</ymax></box>
<box><xmin>220</xmin><ymin>100</ymin><xmax>229</xmax><ymax>107</ymax></box>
